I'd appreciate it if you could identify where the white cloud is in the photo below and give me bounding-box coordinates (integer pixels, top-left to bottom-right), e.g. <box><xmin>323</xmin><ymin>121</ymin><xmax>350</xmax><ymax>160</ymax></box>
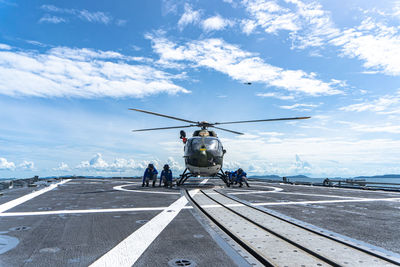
<box><xmin>178</xmin><ymin>4</ymin><xmax>201</xmax><ymax>30</ymax></box>
<box><xmin>26</xmin><ymin>40</ymin><xmax>48</xmax><ymax>47</ymax></box>
<box><xmin>256</xmin><ymin>92</ymin><xmax>295</xmax><ymax>100</ymax></box>
<box><xmin>41</xmin><ymin>5</ymin><xmax>71</xmax><ymax>13</ymax></box>
<box><xmin>0</xmin><ymin>158</ymin><xmax>15</xmax><ymax>170</ymax></box>
<box><xmin>147</xmin><ymin>34</ymin><xmax>343</xmax><ymax>96</ymax></box>
<box><xmin>201</xmin><ymin>15</ymin><xmax>235</xmax><ymax>32</ymax></box>
<box><xmin>258</xmin><ymin>131</ymin><xmax>284</xmax><ymax>136</ymax></box>
<box><xmin>280</xmin><ymin>103</ymin><xmax>319</xmax><ymax>110</ymax></box>
<box><xmin>340</xmin><ymin>90</ymin><xmax>400</xmax><ymax>114</ymax></box>
<box><xmin>75</xmin><ymin>153</ymin><xmax>182</xmax><ymax>173</ymax></box>
<box><xmin>0</xmin><ymin>158</ymin><xmax>36</xmax><ymax>171</ymax></box>
<box><xmin>0</xmin><ymin>43</ymin><xmax>11</xmax><ymax>50</ymax></box>
<box><xmin>330</xmin><ymin>18</ymin><xmax>400</xmax><ymax>76</ymax></box>
<box><xmin>53</xmin><ymin>162</ymin><xmax>70</xmax><ymax>171</ymax></box>
<box><xmin>79</xmin><ymin>10</ymin><xmax>111</xmax><ymax>24</ymax></box>
<box><xmin>220</xmin><ymin>133</ymin><xmax>400</xmax><ymax>177</ymax></box>
<box><xmin>166</xmin><ymin>157</ymin><xmax>184</xmax><ymax>171</ymax></box>
<box><xmin>344</xmin><ymin>122</ymin><xmax>400</xmax><ymax>134</ymax></box>
<box><xmin>290</xmin><ymin>154</ymin><xmax>311</xmax><ymax>174</ymax></box>
<box><xmin>39</xmin><ymin>15</ymin><xmax>67</xmax><ymax>24</ymax></box>
<box><xmin>241</xmin><ymin>19</ymin><xmax>257</xmax><ymax>35</ymax></box>
<box><xmin>19</xmin><ymin>161</ymin><xmax>35</xmax><ymax>170</ymax></box>
<box><xmin>162</xmin><ymin>0</ymin><xmax>179</xmax><ymax>16</ymax></box>
<box><xmin>131</xmin><ymin>45</ymin><xmax>141</xmax><ymax>51</ymax></box>
<box><xmin>40</xmin><ymin>4</ymin><xmax>113</xmax><ymax>25</ymax></box>
<box><xmin>116</xmin><ymin>19</ymin><xmax>127</xmax><ymax>26</ymax></box>
<box><xmin>240</xmin><ymin>0</ymin><xmax>339</xmax><ymax>48</ymax></box>
<box><xmin>240</xmin><ymin>1</ymin><xmax>400</xmax><ymax>75</ymax></box>
<box><xmin>0</xmin><ymin>45</ymin><xmax>189</xmax><ymax>98</ymax></box>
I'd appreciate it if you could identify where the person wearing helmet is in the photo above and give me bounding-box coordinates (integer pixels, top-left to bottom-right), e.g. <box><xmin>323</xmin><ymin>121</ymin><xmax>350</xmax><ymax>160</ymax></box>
<box><xmin>142</xmin><ymin>163</ymin><xmax>158</xmax><ymax>187</ymax></box>
<box><xmin>235</xmin><ymin>168</ymin><xmax>249</xmax><ymax>187</ymax></box>
<box><xmin>160</xmin><ymin>164</ymin><xmax>173</xmax><ymax>188</ymax></box>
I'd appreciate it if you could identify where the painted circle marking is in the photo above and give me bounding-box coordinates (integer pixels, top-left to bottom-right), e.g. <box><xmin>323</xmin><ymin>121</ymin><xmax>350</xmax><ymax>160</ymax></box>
<box><xmin>113</xmin><ymin>184</ymin><xmax>180</xmax><ymax>195</ymax></box>
<box><xmin>227</xmin><ymin>186</ymin><xmax>283</xmax><ymax>195</ymax></box>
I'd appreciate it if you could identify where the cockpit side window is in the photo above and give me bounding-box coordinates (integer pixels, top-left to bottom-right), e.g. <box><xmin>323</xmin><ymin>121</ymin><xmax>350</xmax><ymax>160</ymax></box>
<box><xmin>185</xmin><ymin>139</ymin><xmax>193</xmax><ymax>154</ymax></box>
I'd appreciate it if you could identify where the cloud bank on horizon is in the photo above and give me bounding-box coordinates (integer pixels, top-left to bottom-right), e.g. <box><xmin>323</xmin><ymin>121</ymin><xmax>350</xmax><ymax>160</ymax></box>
<box><xmin>1</xmin><ymin>0</ymin><xmax>400</xmax><ymax>178</ymax></box>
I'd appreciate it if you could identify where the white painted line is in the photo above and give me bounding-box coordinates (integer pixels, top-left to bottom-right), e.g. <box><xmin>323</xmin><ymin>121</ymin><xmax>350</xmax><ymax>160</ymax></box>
<box><xmin>113</xmin><ymin>178</ymin><xmax>209</xmax><ymax>195</ymax></box>
<box><xmin>89</xmin><ymin>179</ymin><xmax>208</xmax><ymax>267</ymax></box>
<box><xmin>0</xmin><ymin>206</ymin><xmax>196</xmax><ymax>217</ymax></box>
<box><xmin>0</xmin><ymin>179</ymin><xmax>71</xmax><ymax>213</ymax></box>
<box><xmin>251</xmin><ymin>197</ymin><xmax>400</xmax><ymax>206</ymax></box>
<box><xmin>0</xmin><ymin>207</ymin><xmax>165</xmax><ymax>216</ymax></box>
<box><xmin>225</xmin><ymin>185</ymin><xmax>367</xmax><ymax>199</ymax></box>
<box><xmin>6</xmin><ymin>195</ymin><xmax>399</xmax><ymax>216</ymax></box>
<box><xmin>269</xmin><ymin>191</ymin><xmax>362</xmax><ymax>199</ymax></box>
<box><xmin>227</xmin><ymin>186</ymin><xmax>283</xmax><ymax>194</ymax></box>
<box><xmin>113</xmin><ymin>184</ymin><xmax>180</xmax><ymax>195</ymax></box>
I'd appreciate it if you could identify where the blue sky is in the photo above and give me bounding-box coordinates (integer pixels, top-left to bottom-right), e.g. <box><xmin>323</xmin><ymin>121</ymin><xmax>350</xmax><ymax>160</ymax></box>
<box><xmin>1</xmin><ymin>0</ymin><xmax>400</xmax><ymax>178</ymax></box>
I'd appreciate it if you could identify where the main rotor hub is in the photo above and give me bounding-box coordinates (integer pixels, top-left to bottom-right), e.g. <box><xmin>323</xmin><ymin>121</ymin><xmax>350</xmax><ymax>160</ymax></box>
<box><xmin>199</xmin><ymin>121</ymin><xmax>212</xmax><ymax>129</ymax></box>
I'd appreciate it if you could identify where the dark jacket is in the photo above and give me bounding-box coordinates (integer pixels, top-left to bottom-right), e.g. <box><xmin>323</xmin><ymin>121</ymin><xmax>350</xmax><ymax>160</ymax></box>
<box><xmin>160</xmin><ymin>169</ymin><xmax>173</xmax><ymax>181</ymax></box>
<box><xmin>143</xmin><ymin>167</ymin><xmax>158</xmax><ymax>182</ymax></box>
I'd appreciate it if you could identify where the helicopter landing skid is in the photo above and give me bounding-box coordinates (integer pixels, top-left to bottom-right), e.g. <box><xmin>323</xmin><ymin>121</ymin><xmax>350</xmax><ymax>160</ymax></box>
<box><xmin>176</xmin><ymin>168</ymin><xmax>230</xmax><ymax>187</ymax></box>
<box><xmin>216</xmin><ymin>169</ymin><xmax>230</xmax><ymax>187</ymax></box>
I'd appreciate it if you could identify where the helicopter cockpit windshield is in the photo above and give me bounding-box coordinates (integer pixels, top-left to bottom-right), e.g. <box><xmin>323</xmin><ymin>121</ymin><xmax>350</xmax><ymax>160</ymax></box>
<box><xmin>191</xmin><ymin>138</ymin><xmax>219</xmax><ymax>150</ymax></box>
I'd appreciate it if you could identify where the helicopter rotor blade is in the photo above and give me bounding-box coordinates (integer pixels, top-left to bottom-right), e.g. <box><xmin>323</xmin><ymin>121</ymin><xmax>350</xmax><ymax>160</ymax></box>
<box><xmin>211</xmin><ymin>126</ymin><xmax>244</xmax><ymax>135</ymax></box>
<box><xmin>132</xmin><ymin>125</ymin><xmax>195</xmax><ymax>132</ymax></box>
<box><xmin>213</xmin><ymin>116</ymin><xmax>311</xmax><ymax>125</ymax></box>
<box><xmin>129</xmin><ymin>108</ymin><xmax>197</xmax><ymax>124</ymax></box>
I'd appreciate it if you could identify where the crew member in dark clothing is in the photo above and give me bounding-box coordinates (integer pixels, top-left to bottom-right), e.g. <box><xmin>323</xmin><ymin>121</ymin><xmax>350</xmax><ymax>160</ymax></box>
<box><xmin>160</xmin><ymin>164</ymin><xmax>173</xmax><ymax>188</ymax></box>
<box><xmin>235</xmin><ymin>168</ymin><xmax>249</xmax><ymax>187</ymax></box>
<box><xmin>142</xmin><ymin>163</ymin><xmax>158</xmax><ymax>187</ymax></box>
<box><xmin>225</xmin><ymin>170</ymin><xmax>236</xmax><ymax>185</ymax></box>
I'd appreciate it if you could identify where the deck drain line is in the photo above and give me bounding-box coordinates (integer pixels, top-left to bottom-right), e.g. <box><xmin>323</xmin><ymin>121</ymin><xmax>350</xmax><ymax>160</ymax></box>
<box><xmin>9</xmin><ymin>226</ymin><xmax>31</xmax><ymax>231</ymax></box>
<box><xmin>168</xmin><ymin>258</ymin><xmax>197</xmax><ymax>267</ymax></box>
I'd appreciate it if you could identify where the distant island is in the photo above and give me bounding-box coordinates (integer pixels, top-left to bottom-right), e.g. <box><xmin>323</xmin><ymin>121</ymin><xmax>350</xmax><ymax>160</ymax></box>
<box><xmin>353</xmin><ymin>174</ymin><xmax>400</xmax><ymax>179</ymax></box>
<box><xmin>249</xmin><ymin>174</ymin><xmax>400</xmax><ymax>179</ymax></box>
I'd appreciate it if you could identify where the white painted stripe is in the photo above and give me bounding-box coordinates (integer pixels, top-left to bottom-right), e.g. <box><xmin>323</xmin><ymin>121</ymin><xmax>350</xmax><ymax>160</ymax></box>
<box><xmin>0</xmin><ymin>179</ymin><xmax>71</xmax><ymax>213</ymax></box>
<box><xmin>226</xmin><ymin>186</ymin><xmax>283</xmax><ymax>194</ymax></box>
<box><xmin>252</xmin><ymin>197</ymin><xmax>400</xmax><ymax>206</ymax></box>
<box><xmin>89</xmin><ymin>179</ymin><xmax>208</xmax><ymax>267</ymax></box>
<box><xmin>0</xmin><ymin>206</ymin><xmax>196</xmax><ymax>217</ymax></box>
<box><xmin>6</xmin><ymin>195</ymin><xmax>398</xmax><ymax>217</ymax></box>
<box><xmin>269</xmin><ymin>191</ymin><xmax>362</xmax><ymax>199</ymax></box>
<box><xmin>113</xmin><ymin>184</ymin><xmax>180</xmax><ymax>194</ymax></box>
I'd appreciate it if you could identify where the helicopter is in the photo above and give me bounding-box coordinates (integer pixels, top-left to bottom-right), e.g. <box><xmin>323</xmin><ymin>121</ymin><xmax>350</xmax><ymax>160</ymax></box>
<box><xmin>129</xmin><ymin>108</ymin><xmax>310</xmax><ymax>186</ymax></box>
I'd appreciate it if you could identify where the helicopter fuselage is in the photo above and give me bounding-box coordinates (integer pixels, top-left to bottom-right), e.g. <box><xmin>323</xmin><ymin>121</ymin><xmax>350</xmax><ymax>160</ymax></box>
<box><xmin>183</xmin><ymin>136</ymin><xmax>224</xmax><ymax>176</ymax></box>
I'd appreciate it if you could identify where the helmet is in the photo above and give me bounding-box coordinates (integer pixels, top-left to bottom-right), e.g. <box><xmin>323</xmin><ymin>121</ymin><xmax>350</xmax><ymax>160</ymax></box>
<box><xmin>148</xmin><ymin>163</ymin><xmax>154</xmax><ymax>169</ymax></box>
<box><xmin>238</xmin><ymin>168</ymin><xmax>243</xmax><ymax>173</ymax></box>
<box><xmin>163</xmin><ymin>164</ymin><xmax>169</xmax><ymax>170</ymax></box>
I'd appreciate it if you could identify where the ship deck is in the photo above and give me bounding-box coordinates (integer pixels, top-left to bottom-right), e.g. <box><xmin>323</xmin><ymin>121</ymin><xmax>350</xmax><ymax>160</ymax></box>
<box><xmin>1</xmin><ymin>178</ymin><xmax>400</xmax><ymax>266</ymax></box>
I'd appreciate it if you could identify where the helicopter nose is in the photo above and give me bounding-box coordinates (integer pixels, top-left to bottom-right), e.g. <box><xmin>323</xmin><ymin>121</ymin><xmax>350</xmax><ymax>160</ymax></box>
<box><xmin>198</xmin><ymin>150</ymin><xmax>208</xmax><ymax>165</ymax></box>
